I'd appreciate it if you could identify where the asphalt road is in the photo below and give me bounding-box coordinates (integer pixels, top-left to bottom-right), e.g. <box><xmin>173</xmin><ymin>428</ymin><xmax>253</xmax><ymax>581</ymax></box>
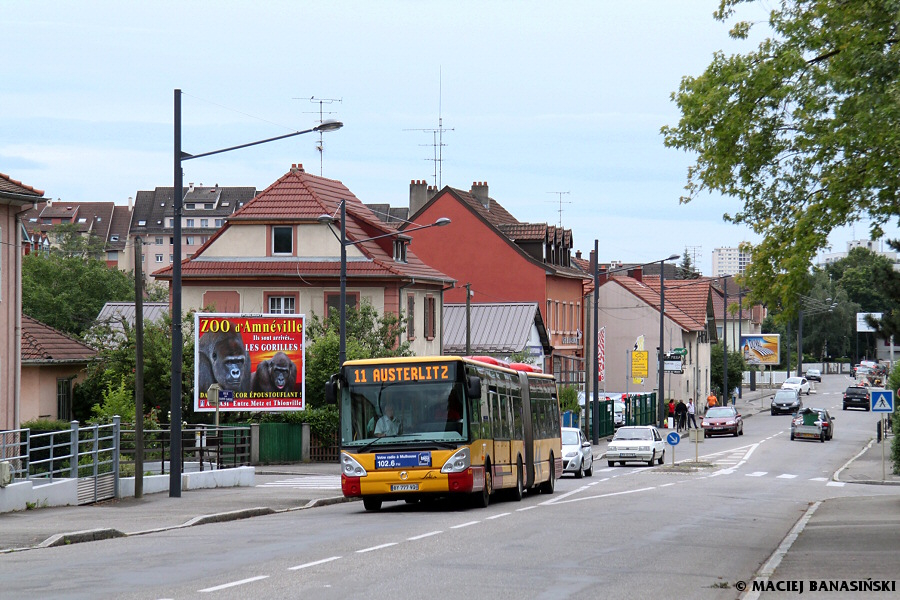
<box><xmin>2</xmin><ymin>374</ymin><xmax>897</xmax><ymax>599</ymax></box>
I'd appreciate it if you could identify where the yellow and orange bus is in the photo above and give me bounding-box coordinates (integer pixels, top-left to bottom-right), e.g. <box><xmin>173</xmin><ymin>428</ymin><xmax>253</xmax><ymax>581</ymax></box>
<box><xmin>327</xmin><ymin>355</ymin><xmax>562</xmax><ymax>511</ymax></box>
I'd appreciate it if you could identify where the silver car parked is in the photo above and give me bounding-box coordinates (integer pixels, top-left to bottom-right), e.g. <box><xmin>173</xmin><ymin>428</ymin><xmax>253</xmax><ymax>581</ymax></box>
<box><xmin>561</xmin><ymin>427</ymin><xmax>593</xmax><ymax>478</ymax></box>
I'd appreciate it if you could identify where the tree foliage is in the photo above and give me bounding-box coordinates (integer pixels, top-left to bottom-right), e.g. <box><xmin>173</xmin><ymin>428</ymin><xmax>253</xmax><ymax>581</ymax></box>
<box><xmin>304</xmin><ymin>299</ymin><xmax>410</xmax><ymax>408</ymax></box>
<box><xmin>676</xmin><ymin>249</ymin><xmax>701</xmax><ymax>279</ymax></box>
<box><xmin>23</xmin><ymin>251</ymin><xmax>134</xmax><ymax>337</ymax></box>
<box><xmin>662</xmin><ymin>0</ymin><xmax>900</xmax><ymax>318</ymax></box>
<box><xmin>73</xmin><ymin>312</ymin><xmax>194</xmax><ymax>424</ymax></box>
<box><xmin>710</xmin><ymin>341</ymin><xmax>746</xmax><ymax>399</ymax></box>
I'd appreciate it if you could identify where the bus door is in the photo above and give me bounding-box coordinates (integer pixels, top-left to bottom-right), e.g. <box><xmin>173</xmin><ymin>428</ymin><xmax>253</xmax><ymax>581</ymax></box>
<box><xmin>491</xmin><ymin>382</ymin><xmax>512</xmax><ymax>487</ymax></box>
<box><xmin>519</xmin><ymin>372</ymin><xmax>536</xmax><ymax>488</ymax></box>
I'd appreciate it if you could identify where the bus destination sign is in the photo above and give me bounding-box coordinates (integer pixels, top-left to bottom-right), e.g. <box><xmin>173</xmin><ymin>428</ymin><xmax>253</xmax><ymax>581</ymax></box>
<box><xmin>350</xmin><ymin>363</ymin><xmax>456</xmax><ymax>385</ymax></box>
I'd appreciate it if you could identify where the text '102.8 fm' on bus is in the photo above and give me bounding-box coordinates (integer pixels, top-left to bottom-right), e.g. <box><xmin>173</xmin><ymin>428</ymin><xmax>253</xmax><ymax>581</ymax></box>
<box><xmin>325</xmin><ymin>355</ymin><xmax>563</xmax><ymax>511</ymax></box>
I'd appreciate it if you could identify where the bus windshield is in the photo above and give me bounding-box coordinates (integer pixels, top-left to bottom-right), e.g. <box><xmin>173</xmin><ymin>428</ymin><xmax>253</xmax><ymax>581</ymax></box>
<box><xmin>341</xmin><ymin>379</ymin><xmax>467</xmax><ymax>447</ymax></box>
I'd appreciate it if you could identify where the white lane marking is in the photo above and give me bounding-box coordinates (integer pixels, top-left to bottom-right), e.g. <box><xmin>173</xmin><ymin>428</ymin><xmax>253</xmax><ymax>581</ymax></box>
<box><xmin>516</xmin><ymin>505</ymin><xmax>537</xmax><ymax>512</ymax></box>
<box><xmin>199</xmin><ymin>575</ymin><xmax>269</xmax><ymax>593</ymax></box>
<box><xmin>289</xmin><ymin>556</ymin><xmax>341</xmax><ymax>571</ymax></box>
<box><xmin>450</xmin><ymin>521</ymin><xmax>479</xmax><ymax>529</ymax></box>
<box><xmin>542</xmin><ymin>486</ymin><xmax>656</xmax><ymax>506</ymax></box>
<box><xmin>746</xmin><ymin>472</ymin><xmax>767</xmax><ymax>477</ymax></box>
<box><xmin>809</xmin><ymin>477</ymin><xmax>827</xmax><ymax>482</ymax></box>
<box><xmin>743</xmin><ymin>501</ymin><xmax>822</xmax><ymax>600</ymax></box>
<box><xmin>776</xmin><ymin>474</ymin><xmax>797</xmax><ymax>479</ymax></box>
<box><xmin>485</xmin><ymin>513</ymin><xmax>510</xmax><ymax>520</ymax></box>
<box><xmin>356</xmin><ymin>542</ymin><xmax>398</xmax><ymax>553</ymax></box>
<box><xmin>407</xmin><ymin>531</ymin><xmax>442</xmax><ymax>540</ymax></box>
<box><xmin>826</xmin><ymin>481</ymin><xmax>846</xmax><ymax>487</ymax></box>
<box><xmin>660</xmin><ymin>482</ymin><xmax>676</xmax><ymax>488</ymax></box>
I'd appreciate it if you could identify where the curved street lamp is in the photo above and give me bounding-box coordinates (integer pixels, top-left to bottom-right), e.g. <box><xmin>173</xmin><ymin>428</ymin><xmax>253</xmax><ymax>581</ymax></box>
<box><xmin>317</xmin><ymin>200</ymin><xmax>450</xmax><ymax>366</ymax></box>
<box><xmin>170</xmin><ymin>89</ymin><xmax>342</xmax><ymax>497</ymax></box>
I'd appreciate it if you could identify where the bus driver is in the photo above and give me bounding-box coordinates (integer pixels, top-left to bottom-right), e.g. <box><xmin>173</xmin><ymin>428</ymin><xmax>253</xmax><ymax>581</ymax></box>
<box><xmin>375</xmin><ymin>401</ymin><xmax>402</xmax><ymax>437</ymax></box>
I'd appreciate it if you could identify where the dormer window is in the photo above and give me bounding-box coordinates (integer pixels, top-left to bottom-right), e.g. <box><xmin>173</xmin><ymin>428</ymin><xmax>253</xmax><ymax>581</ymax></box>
<box><xmin>138</xmin><ymin>220</ymin><xmax>147</xmax><ymax>226</ymax></box>
<box><xmin>272</xmin><ymin>226</ymin><xmax>293</xmax><ymax>255</ymax></box>
<box><xmin>393</xmin><ymin>239</ymin><xmax>408</xmax><ymax>263</ymax></box>
<box><xmin>186</xmin><ymin>203</ymin><xmax>195</xmax><ymax>210</ymax></box>
<box><xmin>204</xmin><ymin>203</ymin><xmax>213</xmax><ymax>210</ymax></box>
<box><xmin>110</xmin><ymin>235</ymin><xmax>119</xmax><ymax>242</ymax></box>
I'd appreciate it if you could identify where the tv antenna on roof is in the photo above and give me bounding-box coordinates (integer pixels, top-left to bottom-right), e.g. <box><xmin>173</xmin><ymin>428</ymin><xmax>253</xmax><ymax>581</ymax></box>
<box><xmin>295</xmin><ymin>96</ymin><xmax>342</xmax><ymax>176</ymax></box>
<box><xmin>546</xmin><ymin>191</ymin><xmax>571</xmax><ymax>228</ymax></box>
<box><xmin>405</xmin><ymin>68</ymin><xmax>453</xmax><ymax>189</ymax></box>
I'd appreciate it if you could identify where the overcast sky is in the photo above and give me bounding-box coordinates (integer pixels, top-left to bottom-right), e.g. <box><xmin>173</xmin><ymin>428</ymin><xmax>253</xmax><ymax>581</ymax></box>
<box><xmin>3</xmin><ymin>1</ymin><xmax>895</xmax><ymax>275</ymax></box>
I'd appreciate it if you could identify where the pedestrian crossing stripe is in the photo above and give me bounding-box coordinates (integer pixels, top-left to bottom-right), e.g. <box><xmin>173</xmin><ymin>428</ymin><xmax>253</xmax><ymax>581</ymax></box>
<box><xmin>871</xmin><ymin>390</ymin><xmax>894</xmax><ymax>413</ymax></box>
<box><xmin>257</xmin><ymin>476</ymin><xmax>341</xmax><ymax>489</ymax></box>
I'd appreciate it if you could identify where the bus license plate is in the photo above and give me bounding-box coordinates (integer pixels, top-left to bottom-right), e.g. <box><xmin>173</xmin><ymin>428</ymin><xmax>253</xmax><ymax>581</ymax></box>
<box><xmin>391</xmin><ymin>484</ymin><xmax>418</xmax><ymax>492</ymax></box>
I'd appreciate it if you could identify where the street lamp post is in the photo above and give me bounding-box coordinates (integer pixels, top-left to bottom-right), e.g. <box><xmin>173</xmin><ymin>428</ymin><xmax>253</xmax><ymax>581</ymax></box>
<box><xmin>170</xmin><ymin>89</ymin><xmax>342</xmax><ymax>497</ymax></box>
<box><xmin>317</xmin><ymin>201</ymin><xmax>450</xmax><ymax>367</ymax></box>
<box><xmin>796</xmin><ymin>296</ymin><xmax>837</xmax><ymax>376</ymax></box>
<box><xmin>657</xmin><ymin>254</ymin><xmax>680</xmax><ymax>427</ymax></box>
<box><xmin>592</xmin><ymin>254</ymin><xmax>678</xmax><ymax>429</ymax></box>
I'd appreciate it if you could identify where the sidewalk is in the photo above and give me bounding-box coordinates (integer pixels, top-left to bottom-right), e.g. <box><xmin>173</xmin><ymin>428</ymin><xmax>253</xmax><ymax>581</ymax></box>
<box><xmin>2</xmin><ymin>385</ymin><xmax>896</xmax><ymax>555</ymax></box>
<box><xmin>0</xmin><ymin>461</ymin><xmax>345</xmax><ymax>553</ymax></box>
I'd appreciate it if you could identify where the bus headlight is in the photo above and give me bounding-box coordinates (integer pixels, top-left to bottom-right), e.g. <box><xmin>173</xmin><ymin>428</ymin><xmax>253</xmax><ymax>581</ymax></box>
<box><xmin>440</xmin><ymin>447</ymin><xmax>471</xmax><ymax>474</ymax></box>
<box><xmin>341</xmin><ymin>452</ymin><xmax>367</xmax><ymax>477</ymax></box>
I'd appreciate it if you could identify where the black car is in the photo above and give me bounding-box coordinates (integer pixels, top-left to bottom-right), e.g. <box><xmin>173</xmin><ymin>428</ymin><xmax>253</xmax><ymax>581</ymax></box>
<box><xmin>843</xmin><ymin>386</ymin><xmax>870</xmax><ymax>411</ymax></box>
<box><xmin>771</xmin><ymin>388</ymin><xmax>803</xmax><ymax>415</ymax></box>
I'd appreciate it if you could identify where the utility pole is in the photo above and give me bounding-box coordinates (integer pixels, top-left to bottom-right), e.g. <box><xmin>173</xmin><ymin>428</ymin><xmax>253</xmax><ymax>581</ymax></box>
<box><xmin>134</xmin><ymin>237</ymin><xmax>144</xmax><ymax>499</ymax></box>
<box><xmin>465</xmin><ymin>283</ymin><xmax>472</xmax><ymax>355</ymax></box>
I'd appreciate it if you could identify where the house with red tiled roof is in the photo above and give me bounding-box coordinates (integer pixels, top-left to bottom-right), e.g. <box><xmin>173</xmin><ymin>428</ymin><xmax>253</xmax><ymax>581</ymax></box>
<box><xmin>153</xmin><ymin>164</ymin><xmax>455</xmax><ymax>358</ymax></box>
<box><xmin>402</xmin><ymin>180</ymin><xmax>590</xmax><ymax>384</ymax></box>
<box><xmin>595</xmin><ymin>269</ymin><xmax>716</xmax><ymax>403</ymax></box>
<box><xmin>20</xmin><ymin>315</ymin><xmax>98</xmax><ymax>422</ymax></box>
<box><xmin>1</xmin><ymin>172</ymin><xmax>45</xmax><ymax>428</ymax></box>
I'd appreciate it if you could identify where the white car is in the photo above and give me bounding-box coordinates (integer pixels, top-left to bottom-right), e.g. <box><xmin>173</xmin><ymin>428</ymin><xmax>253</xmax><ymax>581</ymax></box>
<box><xmin>782</xmin><ymin>376</ymin><xmax>811</xmax><ymax>395</ymax></box>
<box><xmin>561</xmin><ymin>427</ymin><xmax>593</xmax><ymax>478</ymax></box>
<box><xmin>606</xmin><ymin>425</ymin><xmax>665</xmax><ymax>467</ymax></box>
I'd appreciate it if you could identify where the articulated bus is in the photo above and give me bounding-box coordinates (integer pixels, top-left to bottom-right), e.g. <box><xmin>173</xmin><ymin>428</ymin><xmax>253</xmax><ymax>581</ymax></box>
<box><xmin>327</xmin><ymin>355</ymin><xmax>562</xmax><ymax>511</ymax></box>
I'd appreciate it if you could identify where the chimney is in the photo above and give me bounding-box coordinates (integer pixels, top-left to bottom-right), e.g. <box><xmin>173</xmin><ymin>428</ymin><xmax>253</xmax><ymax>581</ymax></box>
<box><xmin>598</xmin><ymin>265</ymin><xmax>608</xmax><ymax>284</ymax></box>
<box><xmin>410</xmin><ymin>179</ymin><xmax>429</xmax><ymax>215</ymax></box>
<box><xmin>290</xmin><ymin>163</ymin><xmax>305</xmax><ymax>174</ymax></box>
<box><xmin>627</xmin><ymin>266</ymin><xmax>643</xmax><ymax>283</ymax></box>
<box><xmin>470</xmin><ymin>181</ymin><xmax>490</xmax><ymax>209</ymax></box>
<box><xmin>575</xmin><ymin>250</ymin><xmax>582</xmax><ymax>260</ymax></box>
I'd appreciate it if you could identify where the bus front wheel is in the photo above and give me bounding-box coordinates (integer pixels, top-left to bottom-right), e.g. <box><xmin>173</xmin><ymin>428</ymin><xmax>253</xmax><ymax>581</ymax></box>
<box><xmin>472</xmin><ymin>463</ymin><xmax>492</xmax><ymax>508</ymax></box>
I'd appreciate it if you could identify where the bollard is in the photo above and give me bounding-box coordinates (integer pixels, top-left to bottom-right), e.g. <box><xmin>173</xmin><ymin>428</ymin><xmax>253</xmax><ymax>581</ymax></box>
<box><xmin>877</xmin><ymin>420</ymin><xmax>883</xmax><ymax>443</ymax></box>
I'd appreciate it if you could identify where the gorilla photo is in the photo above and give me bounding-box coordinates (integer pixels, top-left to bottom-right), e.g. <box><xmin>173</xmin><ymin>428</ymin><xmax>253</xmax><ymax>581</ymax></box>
<box><xmin>197</xmin><ymin>331</ymin><xmax>251</xmax><ymax>393</ymax></box>
<box><xmin>251</xmin><ymin>352</ymin><xmax>298</xmax><ymax>393</ymax></box>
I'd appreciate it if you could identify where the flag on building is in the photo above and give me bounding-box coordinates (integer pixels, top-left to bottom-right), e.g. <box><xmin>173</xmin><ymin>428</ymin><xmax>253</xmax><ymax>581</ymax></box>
<box><xmin>598</xmin><ymin>326</ymin><xmax>606</xmax><ymax>383</ymax></box>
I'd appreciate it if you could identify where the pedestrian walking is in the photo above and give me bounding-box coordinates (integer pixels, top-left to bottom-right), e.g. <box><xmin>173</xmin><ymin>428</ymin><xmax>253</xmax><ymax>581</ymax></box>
<box><xmin>687</xmin><ymin>399</ymin><xmax>698</xmax><ymax>429</ymax></box>
<box><xmin>675</xmin><ymin>399</ymin><xmax>687</xmax><ymax>432</ymax></box>
<box><xmin>668</xmin><ymin>399</ymin><xmax>676</xmax><ymax>428</ymax></box>
<box><xmin>706</xmin><ymin>391</ymin><xmax>718</xmax><ymax>414</ymax></box>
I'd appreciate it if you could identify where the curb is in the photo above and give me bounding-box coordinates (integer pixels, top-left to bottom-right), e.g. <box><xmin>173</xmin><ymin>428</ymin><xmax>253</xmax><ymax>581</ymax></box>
<box><xmin>14</xmin><ymin>496</ymin><xmax>353</xmax><ymax>554</ymax></box>
<box><xmin>40</xmin><ymin>528</ymin><xmax>127</xmax><ymax>548</ymax></box>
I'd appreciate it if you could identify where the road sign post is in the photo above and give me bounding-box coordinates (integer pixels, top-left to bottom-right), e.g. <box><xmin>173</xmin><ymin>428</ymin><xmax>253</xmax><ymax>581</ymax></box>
<box><xmin>871</xmin><ymin>390</ymin><xmax>894</xmax><ymax>481</ymax></box>
<box><xmin>667</xmin><ymin>431</ymin><xmax>680</xmax><ymax>466</ymax></box>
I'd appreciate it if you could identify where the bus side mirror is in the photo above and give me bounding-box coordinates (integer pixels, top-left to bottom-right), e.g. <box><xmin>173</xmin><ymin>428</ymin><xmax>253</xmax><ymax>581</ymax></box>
<box><xmin>467</xmin><ymin>375</ymin><xmax>481</xmax><ymax>399</ymax></box>
<box><xmin>324</xmin><ymin>373</ymin><xmax>339</xmax><ymax>404</ymax></box>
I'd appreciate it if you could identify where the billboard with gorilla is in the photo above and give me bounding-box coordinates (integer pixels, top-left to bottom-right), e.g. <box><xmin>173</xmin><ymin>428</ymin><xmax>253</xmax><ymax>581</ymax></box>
<box><xmin>194</xmin><ymin>313</ymin><xmax>305</xmax><ymax>411</ymax></box>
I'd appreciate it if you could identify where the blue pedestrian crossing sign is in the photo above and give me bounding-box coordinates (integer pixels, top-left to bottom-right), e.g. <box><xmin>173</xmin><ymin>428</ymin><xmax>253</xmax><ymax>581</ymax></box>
<box><xmin>871</xmin><ymin>390</ymin><xmax>894</xmax><ymax>413</ymax></box>
<box><xmin>666</xmin><ymin>432</ymin><xmax>681</xmax><ymax>446</ymax></box>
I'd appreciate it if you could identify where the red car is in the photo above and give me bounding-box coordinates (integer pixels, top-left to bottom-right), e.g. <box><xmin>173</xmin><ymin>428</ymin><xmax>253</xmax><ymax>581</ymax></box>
<box><xmin>701</xmin><ymin>406</ymin><xmax>744</xmax><ymax>437</ymax></box>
